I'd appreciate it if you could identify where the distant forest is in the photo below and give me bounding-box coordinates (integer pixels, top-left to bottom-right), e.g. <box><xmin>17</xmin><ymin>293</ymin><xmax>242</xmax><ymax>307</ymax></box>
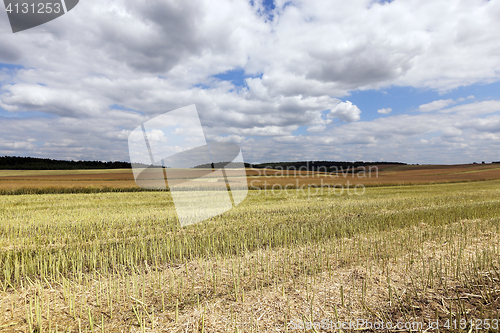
<box><xmin>0</xmin><ymin>156</ymin><xmax>131</xmax><ymax>170</ymax></box>
<box><xmin>195</xmin><ymin>160</ymin><xmax>406</xmax><ymax>170</ymax></box>
<box><xmin>0</xmin><ymin>156</ymin><xmax>406</xmax><ymax>170</ymax></box>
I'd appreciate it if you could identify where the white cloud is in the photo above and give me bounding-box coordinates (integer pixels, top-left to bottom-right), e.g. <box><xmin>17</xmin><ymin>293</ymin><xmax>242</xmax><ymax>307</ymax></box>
<box><xmin>246</xmin><ymin>0</ymin><xmax>500</xmax><ymax>93</ymax></box>
<box><xmin>418</xmin><ymin>99</ymin><xmax>455</xmax><ymax>112</ymax></box>
<box><xmin>0</xmin><ymin>83</ymin><xmax>107</xmax><ymax>116</ymax></box>
<box><xmin>307</xmin><ymin>124</ymin><xmax>327</xmax><ymax>133</ymax></box>
<box><xmin>377</xmin><ymin>108</ymin><xmax>392</xmax><ymax>114</ymax></box>
<box><xmin>146</xmin><ymin>129</ymin><xmax>168</xmax><ymax>143</ymax></box>
<box><xmin>236</xmin><ymin>125</ymin><xmax>298</xmax><ymax>137</ymax></box>
<box><xmin>328</xmin><ymin>101</ymin><xmax>361</xmax><ymax>122</ymax></box>
<box><xmin>458</xmin><ymin>95</ymin><xmax>474</xmax><ymax>102</ymax></box>
<box><xmin>439</xmin><ymin>100</ymin><xmax>500</xmax><ymax>115</ymax></box>
<box><xmin>212</xmin><ymin>135</ymin><xmax>247</xmax><ymax>144</ymax></box>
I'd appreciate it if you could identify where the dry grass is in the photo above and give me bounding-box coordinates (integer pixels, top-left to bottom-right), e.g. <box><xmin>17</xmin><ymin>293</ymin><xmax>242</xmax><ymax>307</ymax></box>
<box><xmin>1</xmin><ymin>179</ymin><xmax>500</xmax><ymax>332</ymax></box>
<box><xmin>0</xmin><ymin>218</ymin><xmax>498</xmax><ymax>332</ymax></box>
<box><xmin>0</xmin><ymin>171</ymin><xmax>500</xmax><ymax>333</ymax></box>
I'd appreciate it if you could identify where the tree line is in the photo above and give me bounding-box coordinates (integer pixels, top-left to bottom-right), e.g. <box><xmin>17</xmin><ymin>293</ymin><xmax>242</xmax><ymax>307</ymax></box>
<box><xmin>0</xmin><ymin>156</ymin><xmax>131</xmax><ymax>170</ymax></box>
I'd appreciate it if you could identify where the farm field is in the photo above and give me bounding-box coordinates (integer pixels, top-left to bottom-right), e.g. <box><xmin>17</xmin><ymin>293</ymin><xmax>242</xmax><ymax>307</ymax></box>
<box><xmin>2</xmin><ymin>163</ymin><xmax>500</xmax><ymax>194</ymax></box>
<box><xmin>0</xmin><ymin>175</ymin><xmax>499</xmax><ymax>332</ymax></box>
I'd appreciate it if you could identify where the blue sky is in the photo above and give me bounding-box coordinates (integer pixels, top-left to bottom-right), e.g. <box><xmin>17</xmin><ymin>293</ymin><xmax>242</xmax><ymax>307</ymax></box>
<box><xmin>1</xmin><ymin>0</ymin><xmax>500</xmax><ymax>164</ymax></box>
<box><xmin>347</xmin><ymin>82</ymin><xmax>500</xmax><ymax>121</ymax></box>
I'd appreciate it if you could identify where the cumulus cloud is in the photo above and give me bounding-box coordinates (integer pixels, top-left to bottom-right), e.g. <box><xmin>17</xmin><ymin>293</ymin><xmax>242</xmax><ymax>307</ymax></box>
<box><xmin>307</xmin><ymin>124</ymin><xmax>327</xmax><ymax>133</ymax></box>
<box><xmin>236</xmin><ymin>125</ymin><xmax>298</xmax><ymax>137</ymax></box>
<box><xmin>212</xmin><ymin>135</ymin><xmax>247</xmax><ymax>144</ymax></box>
<box><xmin>327</xmin><ymin>101</ymin><xmax>361</xmax><ymax>122</ymax></box>
<box><xmin>377</xmin><ymin>108</ymin><xmax>392</xmax><ymax>114</ymax></box>
<box><xmin>418</xmin><ymin>99</ymin><xmax>455</xmax><ymax>112</ymax></box>
<box><xmin>0</xmin><ymin>83</ymin><xmax>108</xmax><ymax>117</ymax></box>
<box><xmin>439</xmin><ymin>100</ymin><xmax>500</xmax><ymax>115</ymax></box>
<box><xmin>246</xmin><ymin>0</ymin><xmax>500</xmax><ymax>93</ymax></box>
<box><xmin>457</xmin><ymin>96</ymin><xmax>475</xmax><ymax>102</ymax></box>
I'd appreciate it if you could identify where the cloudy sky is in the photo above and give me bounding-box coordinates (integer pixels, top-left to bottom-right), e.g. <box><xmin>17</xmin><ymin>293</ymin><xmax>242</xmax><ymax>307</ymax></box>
<box><xmin>1</xmin><ymin>0</ymin><xmax>500</xmax><ymax>164</ymax></box>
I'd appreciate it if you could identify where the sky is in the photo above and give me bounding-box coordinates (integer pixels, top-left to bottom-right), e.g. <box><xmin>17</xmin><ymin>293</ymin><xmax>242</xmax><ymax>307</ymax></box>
<box><xmin>1</xmin><ymin>0</ymin><xmax>500</xmax><ymax>165</ymax></box>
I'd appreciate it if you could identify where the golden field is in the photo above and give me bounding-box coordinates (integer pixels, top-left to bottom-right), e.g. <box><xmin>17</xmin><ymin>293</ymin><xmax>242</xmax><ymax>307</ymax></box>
<box><xmin>0</xmin><ymin>164</ymin><xmax>499</xmax><ymax>332</ymax></box>
<box><xmin>2</xmin><ymin>163</ymin><xmax>500</xmax><ymax>194</ymax></box>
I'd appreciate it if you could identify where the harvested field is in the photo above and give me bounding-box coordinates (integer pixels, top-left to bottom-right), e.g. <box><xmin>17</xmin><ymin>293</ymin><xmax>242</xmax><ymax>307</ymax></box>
<box><xmin>0</xmin><ymin>179</ymin><xmax>499</xmax><ymax>332</ymax></box>
<box><xmin>2</xmin><ymin>164</ymin><xmax>500</xmax><ymax>194</ymax></box>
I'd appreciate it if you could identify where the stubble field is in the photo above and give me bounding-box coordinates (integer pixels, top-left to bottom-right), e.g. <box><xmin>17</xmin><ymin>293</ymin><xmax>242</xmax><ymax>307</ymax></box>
<box><xmin>0</xmin><ymin>165</ymin><xmax>500</xmax><ymax>332</ymax></box>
